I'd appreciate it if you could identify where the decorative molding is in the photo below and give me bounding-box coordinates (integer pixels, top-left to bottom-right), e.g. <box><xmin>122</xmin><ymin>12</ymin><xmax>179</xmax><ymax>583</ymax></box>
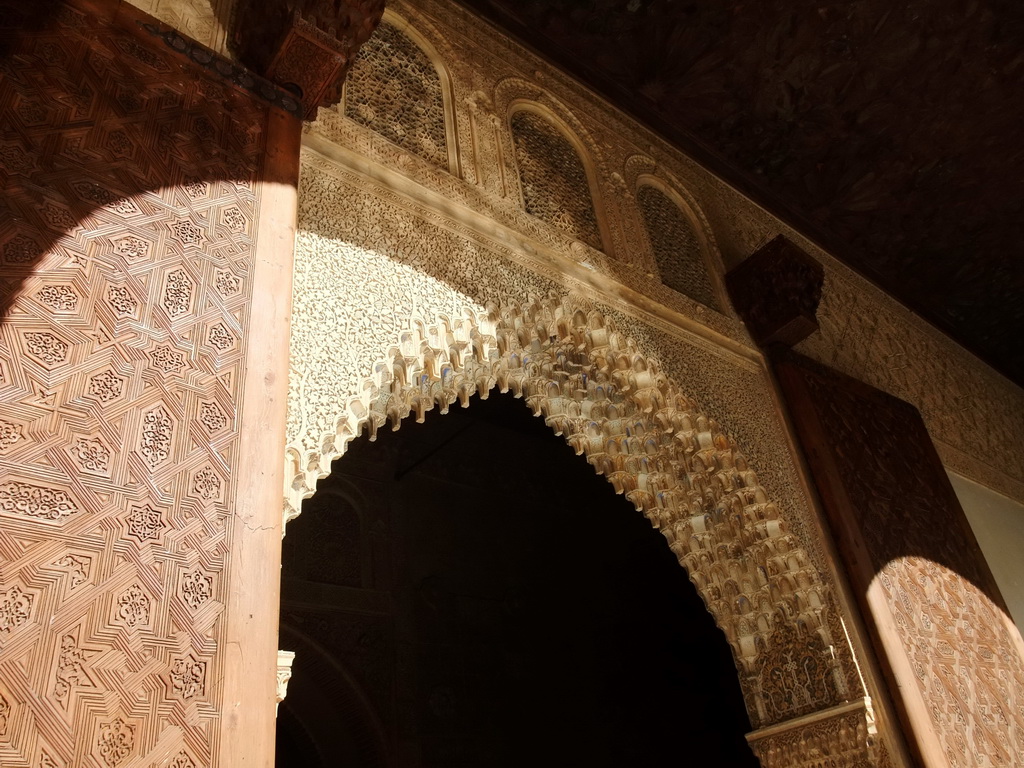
<box><xmin>276</xmin><ymin>649</ymin><xmax>296</xmax><ymax>713</ymax></box>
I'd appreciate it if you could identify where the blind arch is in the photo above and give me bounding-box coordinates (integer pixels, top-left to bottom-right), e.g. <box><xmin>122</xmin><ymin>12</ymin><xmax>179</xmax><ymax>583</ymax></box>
<box><xmin>637</xmin><ymin>183</ymin><xmax>720</xmax><ymax>310</ymax></box>
<box><xmin>509</xmin><ymin>107</ymin><xmax>604</xmax><ymax>250</ymax></box>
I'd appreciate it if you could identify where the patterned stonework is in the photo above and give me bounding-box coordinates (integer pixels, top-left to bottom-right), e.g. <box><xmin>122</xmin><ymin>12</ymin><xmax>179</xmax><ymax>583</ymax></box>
<box><xmin>794</xmin><ymin>253</ymin><xmax>1024</xmax><ymax>504</ymax></box>
<box><xmin>343</xmin><ymin>21</ymin><xmax>449</xmax><ymax>169</ymax></box>
<box><xmin>748</xmin><ymin>698</ymin><xmax>881</xmax><ymax>768</ymax></box>
<box><xmin>0</xmin><ymin>1</ymin><xmax>270</xmax><ymax>765</ymax></box>
<box><xmin>375</xmin><ymin>0</ymin><xmax>1024</xmax><ymax>511</ymax></box>
<box><xmin>637</xmin><ymin>183</ymin><xmax>719</xmax><ymax>309</ymax></box>
<box><xmin>510</xmin><ymin>109</ymin><xmax>603</xmax><ymax>249</ymax></box>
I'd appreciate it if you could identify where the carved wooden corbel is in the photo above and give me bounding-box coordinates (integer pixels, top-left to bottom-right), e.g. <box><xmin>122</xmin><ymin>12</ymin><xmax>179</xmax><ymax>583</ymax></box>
<box><xmin>726</xmin><ymin>235</ymin><xmax>824</xmax><ymax>348</ymax></box>
<box><xmin>231</xmin><ymin>0</ymin><xmax>386</xmax><ymax>119</ymax></box>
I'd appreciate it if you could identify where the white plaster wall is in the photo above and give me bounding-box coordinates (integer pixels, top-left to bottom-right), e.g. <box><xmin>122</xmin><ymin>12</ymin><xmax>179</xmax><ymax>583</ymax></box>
<box><xmin>949</xmin><ymin>471</ymin><xmax>1024</xmax><ymax>630</ymax></box>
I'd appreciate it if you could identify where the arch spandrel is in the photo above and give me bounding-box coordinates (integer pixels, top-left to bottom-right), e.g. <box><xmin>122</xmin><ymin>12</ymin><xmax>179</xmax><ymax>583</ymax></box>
<box><xmin>284</xmin><ymin>292</ymin><xmax>861</xmax><ymax>729</ymax></box>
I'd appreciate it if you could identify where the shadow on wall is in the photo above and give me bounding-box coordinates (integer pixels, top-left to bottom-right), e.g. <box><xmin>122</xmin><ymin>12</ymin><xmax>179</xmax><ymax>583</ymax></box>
<box><xmin>0</xmin><ymin>0</ymin><xmax>292</xmax><ymax>322</ymax></box>
<box><xmin>276</xmin><ymin>623</ymin><xmax>390</xmax><ymax>768</ymax></box>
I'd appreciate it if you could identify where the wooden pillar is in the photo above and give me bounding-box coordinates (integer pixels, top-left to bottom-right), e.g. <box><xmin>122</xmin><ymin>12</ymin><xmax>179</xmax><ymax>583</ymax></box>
<box><xmin>0</xmin><ymin>2</ymin><xmax>299</xmax><ymax>765</ymax></box>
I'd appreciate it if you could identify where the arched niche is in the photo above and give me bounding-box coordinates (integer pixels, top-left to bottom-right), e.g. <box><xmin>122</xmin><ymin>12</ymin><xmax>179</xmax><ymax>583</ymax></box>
<box><xmin>634</xmin><ymin>174</ymin><xmax>727</xmax><ymax>311</ymax></box>
<box><xmin>506</xmin><ymin>102</ymin><xmax>611</xmax><ymax>254</ymax></box>
<box><xmin>338</xmin><ymin>9</ymin><xmax>461</xmax><ymax>175</ymax></box>
<box><xmin>283</xmin><ymin>293</ymin><xmax>858</xmax><ymax>730</ymax></box>
<box><xmin>276</xmin><ymin>623</ymin><xmax>390</xmax><ymax>768</ymax></box>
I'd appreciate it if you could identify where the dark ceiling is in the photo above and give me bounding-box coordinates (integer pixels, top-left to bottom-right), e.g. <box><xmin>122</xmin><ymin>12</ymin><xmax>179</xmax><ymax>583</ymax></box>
<box><xmin>454</xmin><ymin>0</ymin><xmax>1024</xmax><ymax>385</ymax></box>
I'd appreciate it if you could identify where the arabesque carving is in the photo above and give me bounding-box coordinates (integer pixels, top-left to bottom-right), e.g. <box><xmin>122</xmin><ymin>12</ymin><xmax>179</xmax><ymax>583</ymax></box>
<box><xmin>343</xmin><ymin>20</ymin><xmax>450</xmax><ymax>170</ymax></box>
<box><xmin>777</xmin><ymin>356</ymin><xmax>1024</xmax><ymax>767</ymax></box>
<box><xmin>368</xmin><ymin>0</ymin><xmax>1024</xmax><ymax>515</ymax></box>
<box><xmin>637</xmin><ymin>182</ymin><xmax>720</xmax><ymax>310</ymax></box>
<box><xmin>793</xmin><ymin>250</ymin><xmax>1024</xmax><ymax>504</ymax></box>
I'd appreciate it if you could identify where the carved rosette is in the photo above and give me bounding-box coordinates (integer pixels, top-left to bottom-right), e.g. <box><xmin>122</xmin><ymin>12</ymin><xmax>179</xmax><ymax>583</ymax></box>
<box><xmin>231</xmin><ymin>0</ymin><xmax>386</xmax><ymax>118</ymax></box>
<box><xmin>726</xmin><ymin>235</ymin><xmax>825</xmax><ymax>348</ymax></box>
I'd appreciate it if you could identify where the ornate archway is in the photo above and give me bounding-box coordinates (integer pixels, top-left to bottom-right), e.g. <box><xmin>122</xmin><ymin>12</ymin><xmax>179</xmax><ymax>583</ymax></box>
<box><xmin>284</xmin><ymin>293</ymin><xmax>865</xmax><ymax>736</ymax></box>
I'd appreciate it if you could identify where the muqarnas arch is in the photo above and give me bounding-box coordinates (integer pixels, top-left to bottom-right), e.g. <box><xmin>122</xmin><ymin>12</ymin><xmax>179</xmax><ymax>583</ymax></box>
<box><xmin>284</xmin><ymin>293</ymin><xmax>860</xmax><ymax>731</ymax></box>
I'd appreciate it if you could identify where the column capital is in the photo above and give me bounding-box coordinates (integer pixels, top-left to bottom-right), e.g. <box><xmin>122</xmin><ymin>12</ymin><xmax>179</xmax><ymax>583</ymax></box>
<box><xmin>747</xmin><ymin>697</ymin><xmax>886</xmax><ymax>768</ymax></box>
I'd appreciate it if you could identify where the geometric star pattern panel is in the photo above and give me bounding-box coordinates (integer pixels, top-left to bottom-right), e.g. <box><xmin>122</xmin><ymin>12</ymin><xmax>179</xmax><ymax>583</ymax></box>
<box><xmin>0</xmin><ymin>2</ymin><xmax>270</xmax><ymax>765</ymax></box>
<box><xmin>776</xmin><ymin>354</ymin><xmax>1024</xmax><ymax>768</ymax></box>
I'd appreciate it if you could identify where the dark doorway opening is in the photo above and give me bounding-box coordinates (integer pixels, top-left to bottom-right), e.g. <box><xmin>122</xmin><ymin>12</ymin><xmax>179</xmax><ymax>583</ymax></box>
<box><xmin>277</xmin><ymin>392</ymin><xmax>758</xmax><ymax>767</ymax></box>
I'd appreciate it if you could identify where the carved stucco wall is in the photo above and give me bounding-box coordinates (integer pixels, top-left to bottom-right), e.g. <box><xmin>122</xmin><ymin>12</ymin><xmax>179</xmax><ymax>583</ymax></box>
<box><xmin>509</xmin><ymin>108</ymin><xmax>603</xmax><ymax>250</ymax></box>
<box><xmin>318</xmin><ymin>0</ymin><xmax>1024</xmax><ymax>513</ymax></box>
<box><xmin>778</xmin><ymin>358</ymin><xmax>1024</xmax><ymax>768</ymax></box>
<box><xmin>123</xmin><ymin>0</ymin><xmax>1024</xmax><ymax>520</ymax></box>
<box><xmin>792</xmin><ymin>254</ymin><xmax>1024</xmax><ymax>505</ymax></box>
<box><xmin>285</xmin><ymin>2</ymin><xmax>913</xmax><ymax>763</ymax></box>
<box><xmin>0</xmin><ymin>3</ymin><xmax>286</xmax><ymax>766</ymax></box>
<box><xmin>286</xmin><ymin>0</ymin><xmax>1023</xmax><ymax>764</ymax></box>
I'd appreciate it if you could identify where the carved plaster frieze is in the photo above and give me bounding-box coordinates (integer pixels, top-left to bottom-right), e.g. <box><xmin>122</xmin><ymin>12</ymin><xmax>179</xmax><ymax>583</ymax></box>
<box><xmin>383</xmin><ymin>0</ymin><xmax>1024</xmax><ymax>506</ymax></box>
